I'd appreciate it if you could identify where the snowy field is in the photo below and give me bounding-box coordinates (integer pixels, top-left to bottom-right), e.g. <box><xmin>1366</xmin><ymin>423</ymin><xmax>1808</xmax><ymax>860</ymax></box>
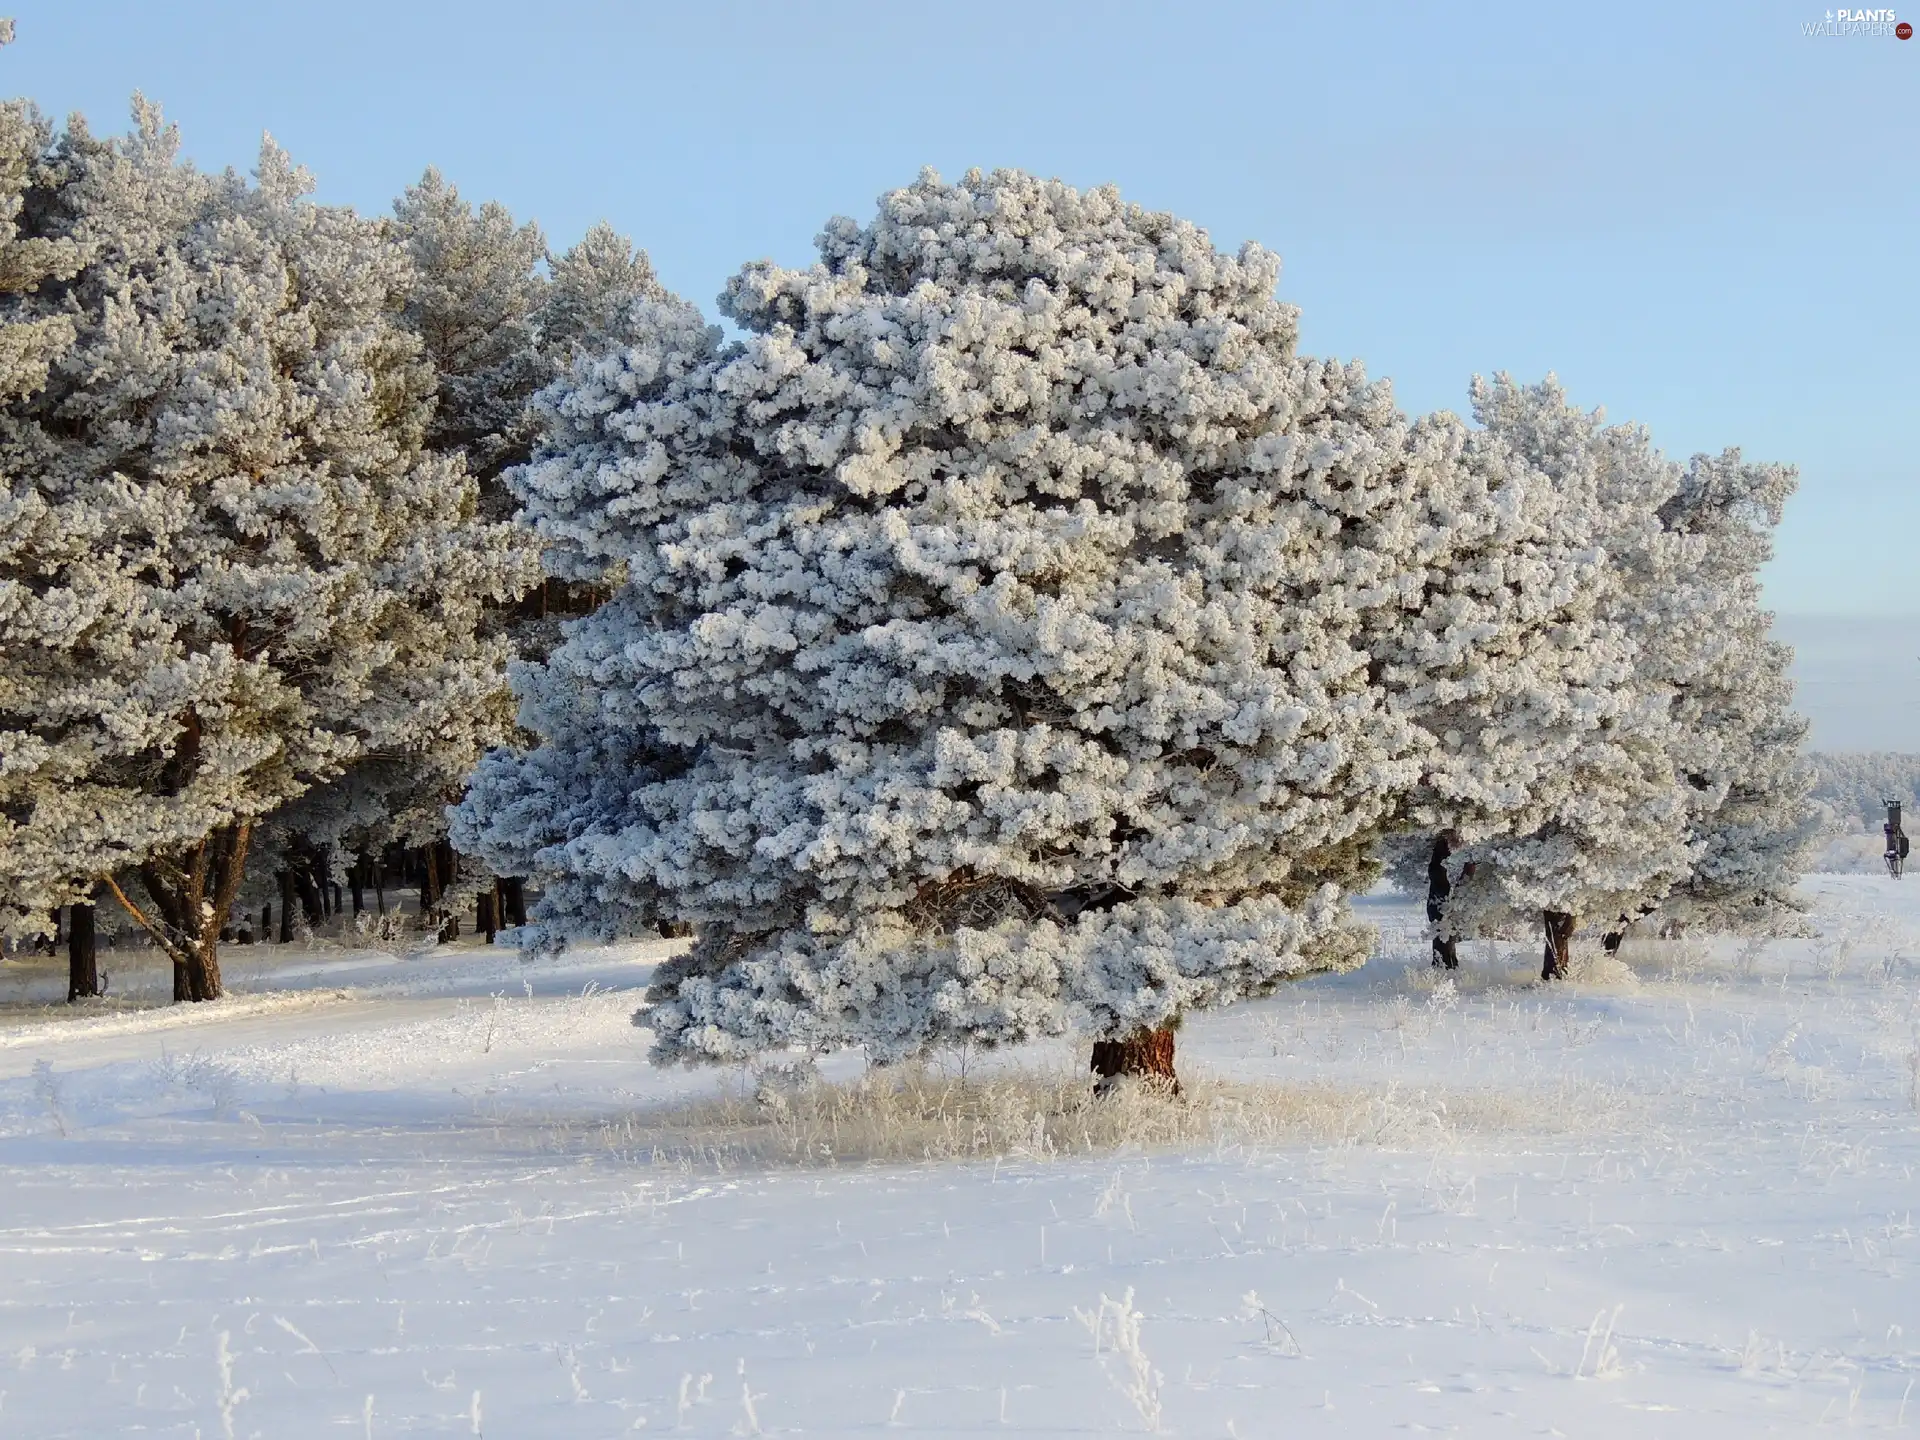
<box><xmin>0</xmin><ymin>879</ymin><xmax>1916</xmax><ymax>1437</ymax></box>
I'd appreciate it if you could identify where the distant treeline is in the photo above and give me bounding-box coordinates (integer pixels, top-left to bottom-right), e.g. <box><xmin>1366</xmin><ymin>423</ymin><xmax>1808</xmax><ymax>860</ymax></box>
<box><xmin>1808</xmin><ymin>753</ymin><xmax>1920</xmax><ymax>831</ymax></box>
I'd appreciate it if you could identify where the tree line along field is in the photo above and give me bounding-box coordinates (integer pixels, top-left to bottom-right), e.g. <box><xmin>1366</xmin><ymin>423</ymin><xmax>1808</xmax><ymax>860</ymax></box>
<box><xmin>2</xmin><ymin>64</ymin><xmax>1830</xmax><ymax>1081</ymax></box>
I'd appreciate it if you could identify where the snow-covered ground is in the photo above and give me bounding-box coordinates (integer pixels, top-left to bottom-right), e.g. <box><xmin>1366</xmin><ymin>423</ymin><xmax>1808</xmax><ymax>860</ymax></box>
<box><xmin>0</xmin><ymin>878</ymin><xmax>1916</xmax><ymax>1437</ymax></box>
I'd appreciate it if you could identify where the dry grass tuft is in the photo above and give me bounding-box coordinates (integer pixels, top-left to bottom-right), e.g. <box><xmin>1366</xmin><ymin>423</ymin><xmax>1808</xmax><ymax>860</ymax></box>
<box><xmin>588</xmin><ymin>1062</ymin><xmax>1608</xmax><ymax>1170</ymax></box>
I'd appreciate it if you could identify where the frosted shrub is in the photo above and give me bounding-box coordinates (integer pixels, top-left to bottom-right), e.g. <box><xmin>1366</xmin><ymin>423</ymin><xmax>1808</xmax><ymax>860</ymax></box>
<box><xmin>1076</xmin><ymin>1288</ymin><xmax>1162</xmax><ymax>1431</ymax></box>
<box><xmin>353</xmin><ymin>909</ymin><xmax>420</xmax><ymax>949</ymax></box>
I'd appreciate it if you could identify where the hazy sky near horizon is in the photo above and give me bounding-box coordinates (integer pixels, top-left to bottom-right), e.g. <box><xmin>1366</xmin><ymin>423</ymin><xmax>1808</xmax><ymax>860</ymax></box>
<box><xmin>9</xmin><ymin>0</ymin><xmax>1918</xmax><ymax>627</ymax></box>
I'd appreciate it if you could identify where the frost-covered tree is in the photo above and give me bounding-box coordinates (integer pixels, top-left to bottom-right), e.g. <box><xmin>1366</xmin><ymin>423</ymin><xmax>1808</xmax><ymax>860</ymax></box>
<box><xmin>1385</xmin><ymin>382</ymin><xmax>1812</xmax><ymax>962</ymax></box>
<box><xmin>0</xmin><ymin>102</ymin><xmax>527</xmax><ymax>999</ymax></box>
<box><xmin>0</xmin><ymin>101</ymin><xmax>74</xmax><ymax>406</ymax></box>
<box><xmin>0</xmin><ymin>74</ymin><xmax>90</xmax><ymax>993</ymax></box>
<box><xmin>1420</xmin><ymin>377</ymin><xmax>1696</xmax><ymax>977</ymax></box>
<box><xmin>377</xmin><ymin>177</ymin><xmax>670</xmax><ymax>930</ymax></box>
<box><xmin>392</xmin><ymin>169</ymin><xmax>549</xmax><ymax>515</ymax></box>
<box><xmin>1651</xmin><ymin>450</ymin><xmax>1814</xmax><ymax>930</ymax></box>
<box><xmin>457</xmin><ymin>167</ymin><xmax>1562</xmax><ymax>1075</ymax></box>
<box><xmin>393</xmin><ymin>173</ymin><xmax>667</xmax><ymax>538</ymax></box>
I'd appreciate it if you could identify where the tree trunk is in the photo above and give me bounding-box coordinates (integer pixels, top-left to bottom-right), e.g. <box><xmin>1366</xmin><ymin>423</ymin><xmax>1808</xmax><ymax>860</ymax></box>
<box><xmin>110</xmin><ymin>821</ymin><xmax>252</xmax><ymax>1003</ymax></box>
<box><xmin>373</xmin><ymin>859</ymin><xmax>386</xmax><ymax>915</ymax></box>
<box><xmin>478</xmin><ymin>888</ymin><xmax>497</xmax><ymax>943</ymax></box>
<box><xmin>182</xmin><ymin>930</ymin><xmax>221</xmax><ymax>1001</ymax></box>
<box><xmin>1605</xmin><ymin>901</ymin><xmax>1663</xmax><ymax>954</ymax></box>
<box><xmin>1426</xmin><ymin>833</ymin><xmax>1459</xmax><ymax>971</ymax></box>
<box><xmin>260</xmin><ymin>902</ymin><xmax>271</xmax><ymax>943</ymax></box>
<box><xmin>295</xmin><ymin>864</ymin><xmax>324</xmax><ymax>928</ymax></box>
<box><xmin>278</xmin><ymin>870</ymin><xmax>297</xmax><ymax>943</ymax></box>
<box><xmin>67</xmin><ymin>899</ymin><xmax>99</xmax><ymax>1002</ymax></box>
<box><xmin>501</xmin><ymin>876</ymin><xmax>527</xmax><ymax>928</ymax></box>
<box><xmin>421</xmin><ymin>845</ymin><xmax>458</xmax><ymax>942</ymax></box>
<box><xmin>420</xmin><ymin>844</ymin><xmax>441</xmax><ymax>918</ymax></box>
<box><xmin>1541</xmin><ymin>910</ymin><xmax>1576</xmax><ymax>981</ymax></box>
<box><xmin>1090</xmin><ymin>1025</ymin><xmax>1179</xmax><ymax>1093</ymax></box>
<box><xmin>349</xmin><ymin>857</ymin><xmax>365</xmax><ymax>916</ymax></box>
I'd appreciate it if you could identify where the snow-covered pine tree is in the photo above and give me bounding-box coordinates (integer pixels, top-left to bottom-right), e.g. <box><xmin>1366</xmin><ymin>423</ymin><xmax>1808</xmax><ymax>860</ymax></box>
<box><xmin>0</xmin><ymin>102</ymin><xmax>529</xmax><ymax>999</ymax></box>
<box><xmin>1427</xmin><ymin>377</ymin><xmax>1697</xmax><ymax>978</ymax></box>
<box><xmin>457</xmin><ymin>167</ymin><xmax>1531</xmax><ymax>1076</ymax></box>
<box><xmin>0</xmin><ymin>98</ymin><xmax>74</xmax><ymax>408</ymax></box>
<box><xmin>0</xmin><ymin>71</ymin><xmax>92</xmax><ymax>995</ymax></box>
<box><xmin>381</xmin><ymin>178</ymin><xmax>670</xmax><ymax>930</ymax></box>
<box><xmin>1654</xmin><ymin>450</ymin><xmax>1814</xmax><ymax>929</ymax></box>
<box><xmin>393</xmin><ymin>168</ymin><xmax>549</xmax><ymax>519</ymax></box>
<box><xmin>1365</xmin><ymin>375</ymin><xmax>1629</xmax><ymax>971</ymax></box>
<box><xmin>543</xmin><ymin>220</ymin><xmax>670</xmax><ymax>367</ymax></box>
<box><xmin>393</xmin><ymin>173</ymin><xmax>666</xmax><ymax>552</ymax></box>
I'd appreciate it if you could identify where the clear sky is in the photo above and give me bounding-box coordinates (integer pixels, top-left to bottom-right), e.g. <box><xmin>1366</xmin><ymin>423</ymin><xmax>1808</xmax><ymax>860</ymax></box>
<box><xmin>9</xmin><ymin>2</ymin><xmax>1918</xmax><ymax>632</ymax></box>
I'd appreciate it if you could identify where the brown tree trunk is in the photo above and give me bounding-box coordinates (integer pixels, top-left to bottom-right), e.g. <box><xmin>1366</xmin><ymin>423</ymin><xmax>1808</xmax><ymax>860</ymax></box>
<box><xmin>432</xmin><ymin>840</ymin><xmax>460</xmax><ymax>942</ymax></box>
<box><xmin>1605</xmin><ymin>901</ymin><xmax>1663</xmax><ymax>954</ymax></box>
<box><xmin>501</xmin><ymin>876</ymin><xmax>527</xmax><ymax>928</ymax></box>
<box><xmin>67</xmin><ymin>899</ymin><xmax>99</xmax><ymax>1001</ymax></box>
<box><xmin>1541</xmin><ymin>910</ymin><xmax>1576</xmax><ymax>980</ymax></box>
<box><xmin>294</xmin><ymin>864</ymin><xmax>324</xmax><ymax>928</ymax></box>
<box><xmin>110</xmin><ymin>821</ymin><xmax>252</xmax><ymax>1003</ymax></box>
<box><xmin>1090</xmin><ymin>1025</ymin><xmax>1179</xmax><ymax>1094</ymax></box>
<box><xmin>478</xmin><ymin>888</ymin><xmax>497</xmax><ymax>943</ymax></box>
<box><xmin>420</xmin><ymin>844</ymin><xmax>441</xmax><ymax>918</ymax></box>
<box><xmin>181</xmin><ymin>930</ymin><xmax>221</xmax><ymax>1002</ymax></box>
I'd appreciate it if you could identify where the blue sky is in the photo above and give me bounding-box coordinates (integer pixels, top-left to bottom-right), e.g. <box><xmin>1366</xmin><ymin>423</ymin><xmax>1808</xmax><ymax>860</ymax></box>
<box><xmin>9</xmin><ymin>0</ymin><xmax>1918</xmax><ymax>735</ymax></box>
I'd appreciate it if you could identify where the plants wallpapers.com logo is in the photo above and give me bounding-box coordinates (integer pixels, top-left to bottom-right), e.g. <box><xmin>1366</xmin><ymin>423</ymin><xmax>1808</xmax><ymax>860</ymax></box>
<box><xmin>1802</xmin><ymin>8</ymin><xmax>1914</xmax><ymax>34</ymax></box>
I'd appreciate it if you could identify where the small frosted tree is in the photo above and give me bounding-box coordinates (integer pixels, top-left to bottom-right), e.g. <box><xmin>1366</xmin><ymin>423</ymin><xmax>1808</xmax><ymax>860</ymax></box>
<box><xmin>1654</xmin><ymin>451</ymin><xmax>1814</xmax><ymax>928</ymax></box>
<box><xmin>0</xmin><ymin>103</ymin><xmax>527</xmax><ymax>999</ymax></box>
<box><xmin>1429</xmin><ymin>377</ymin><xmax>1697</xmax><ymax>977</ymax></box>
<box><xmin>458</xmin><ymin>167</ymin><xmax>1544</xmax><ymax>1075</ymax></box>
<box><xmin>1362</xmin><ymin>390</ymin><xmax>1634</xmax><ymax>971</ymax></box>
<box><xmin>1388</xmin><ymin>382</ymin><xmax>1813</xmax><ymax>964</ymax></box>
